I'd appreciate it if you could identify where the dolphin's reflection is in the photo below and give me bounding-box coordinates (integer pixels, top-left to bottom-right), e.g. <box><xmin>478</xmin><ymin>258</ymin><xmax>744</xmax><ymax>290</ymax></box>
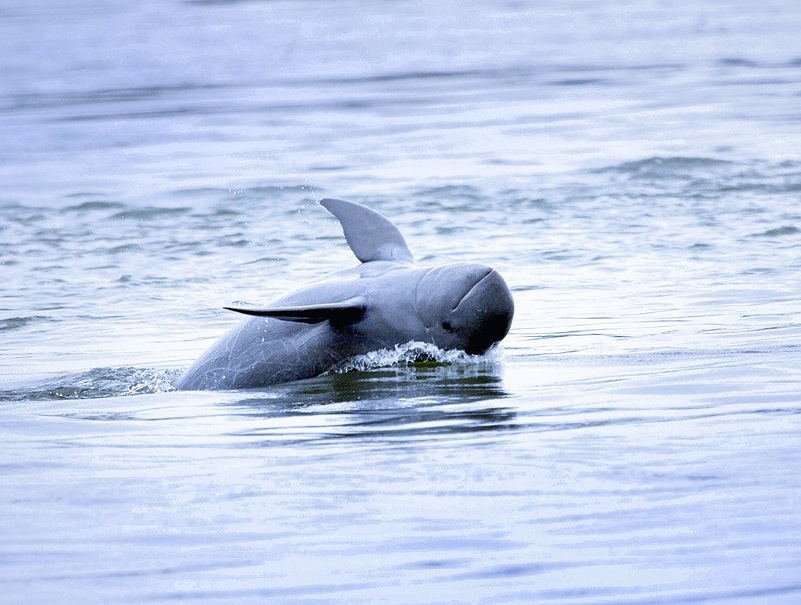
<box><xmin>226</xmin><ymin>363</ymin><xmax>517</xmax><ymax>444</ymax></box>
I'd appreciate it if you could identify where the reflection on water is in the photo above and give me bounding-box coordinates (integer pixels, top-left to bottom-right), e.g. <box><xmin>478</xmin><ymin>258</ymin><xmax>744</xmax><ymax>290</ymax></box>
<box><xmin>303</xmin><ymin>363</ymin><xmax>508</xmax><ymax>403</ymax></box>
<box><xmin>228</xmin><ymin>364</ymin><xmax>515</xmax><ymax>445</ymax></box>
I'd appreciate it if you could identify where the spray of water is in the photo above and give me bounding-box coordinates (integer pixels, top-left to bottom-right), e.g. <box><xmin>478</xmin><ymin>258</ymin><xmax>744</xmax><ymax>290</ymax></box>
<box><xmin>328</xmin><ymin>341</ymin><xmax>502</xmax><ymax>375</ymax></box>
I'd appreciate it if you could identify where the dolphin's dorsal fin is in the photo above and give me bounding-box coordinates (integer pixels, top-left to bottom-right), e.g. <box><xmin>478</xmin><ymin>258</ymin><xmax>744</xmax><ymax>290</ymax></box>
<box><xmin>224</xmin><ymin>296</ymin><xmax>366</xmax><ymax>326</ymax></box>
<box><xmin>320</xmin><ymin>198</ymin><xmax>414</xmax><ymax>263</ymax></box>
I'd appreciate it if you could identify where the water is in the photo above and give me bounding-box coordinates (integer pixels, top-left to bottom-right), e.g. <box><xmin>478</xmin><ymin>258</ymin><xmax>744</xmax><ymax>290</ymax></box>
<box><xmin>2</xmin><ymin>0</ymin><xmax>801</xmax><ymax>602</ymax></box>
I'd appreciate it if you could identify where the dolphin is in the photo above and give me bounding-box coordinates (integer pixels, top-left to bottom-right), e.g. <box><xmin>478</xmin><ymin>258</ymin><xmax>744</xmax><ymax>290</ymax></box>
<box><xmin>173</xmin><ymin>198</ymin><xmax>514</xmax><ymax>390</ymax></box>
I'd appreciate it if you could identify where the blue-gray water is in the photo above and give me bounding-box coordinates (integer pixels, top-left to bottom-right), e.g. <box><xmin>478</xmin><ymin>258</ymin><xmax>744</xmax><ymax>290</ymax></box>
<box><xmin>2</xmin><ymin>1</ymin><xmax>801</xmax><ymax>603</ymax></box>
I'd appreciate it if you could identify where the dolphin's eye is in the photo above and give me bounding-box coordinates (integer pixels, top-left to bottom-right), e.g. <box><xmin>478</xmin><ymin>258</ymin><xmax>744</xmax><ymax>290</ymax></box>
<box><xmin>441</xmin><ymin>320</ymin><xmax>455</xmax><ymax>332</ymax></box>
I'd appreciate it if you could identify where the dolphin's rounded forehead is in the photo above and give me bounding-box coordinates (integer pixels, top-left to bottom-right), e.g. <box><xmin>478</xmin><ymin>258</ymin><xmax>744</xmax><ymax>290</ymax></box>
<box><xmin>415</xmin><ymin>262</ymin><xmax>514</xmax><ymax>355</ymax></box>
<box><xmin>454</xmin><ymin>268</ymin><xmax>514</xmax><ymax>353</ymax></box>
<box><xmin>416</xmin><ymin>262</ymin><xmax>495</xmax><ymax>313</ymax></box>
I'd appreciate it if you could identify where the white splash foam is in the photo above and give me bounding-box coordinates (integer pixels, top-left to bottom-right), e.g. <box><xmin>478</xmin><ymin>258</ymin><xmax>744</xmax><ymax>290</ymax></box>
<box><xmin>126</xmin><ymin>368</ymin><xmax>180</xmax><ymax>395</ymax></box>
<box><xmin>329</xmin><ymin>341</ymin><xmax>502</xmax><ymax>375</ymax></box>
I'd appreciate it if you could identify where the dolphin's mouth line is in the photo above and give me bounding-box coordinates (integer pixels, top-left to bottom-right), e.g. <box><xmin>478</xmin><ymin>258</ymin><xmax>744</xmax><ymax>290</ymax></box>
<box><xmin>452</xmin><ymin>268</ymin><xmax>494</xmax><ymax>312</ymax></box>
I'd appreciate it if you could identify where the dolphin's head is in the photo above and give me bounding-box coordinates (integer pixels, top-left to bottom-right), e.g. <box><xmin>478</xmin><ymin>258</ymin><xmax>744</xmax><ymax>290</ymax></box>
<box><xmin>416</xmin><ymin>263</ymin><xmax>514</xmax><ymax>355</ymax></box>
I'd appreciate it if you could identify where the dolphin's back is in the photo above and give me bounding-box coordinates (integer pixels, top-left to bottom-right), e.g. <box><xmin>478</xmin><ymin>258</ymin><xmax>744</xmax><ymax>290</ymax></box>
<box><xmin>174</xmin><ymin>264</ymin><xmax>427</xmax><ymax>390</ymax></box>
<box><xmin>174</xmin><ymin>318</ymin><xmax>345</xmax><ymax>390</ymax></box>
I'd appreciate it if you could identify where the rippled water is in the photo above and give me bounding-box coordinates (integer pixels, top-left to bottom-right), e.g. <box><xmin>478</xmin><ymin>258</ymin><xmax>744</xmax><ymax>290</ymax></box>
<box><xmin>2</xmin><ymin>0</ymin><xmax>801</xmax><ymax>603</ymax></box>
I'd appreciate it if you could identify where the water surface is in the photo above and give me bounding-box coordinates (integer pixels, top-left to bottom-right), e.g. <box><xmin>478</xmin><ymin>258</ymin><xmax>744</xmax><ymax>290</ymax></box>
<box><xmin>2</xmin><ymin>0</ymin><xmax>801</xmax><ymax>603</ymax></box>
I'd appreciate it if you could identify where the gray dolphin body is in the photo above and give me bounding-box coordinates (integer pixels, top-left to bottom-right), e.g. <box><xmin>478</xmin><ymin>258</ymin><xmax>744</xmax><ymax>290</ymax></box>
<box><xmin>174</xmin><ymin>198</ymin><xmax>514</xmax><ymax>390</ymax></box>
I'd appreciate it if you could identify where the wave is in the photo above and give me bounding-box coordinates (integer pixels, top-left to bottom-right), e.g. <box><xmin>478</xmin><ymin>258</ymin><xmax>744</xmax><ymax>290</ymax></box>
<box><xmin>594</xmin><ymin>156</ymin><xmax>736</xmax><ymax>178</ymax></box>
<box><xmin>750</xmin><ymin>225</ymin><xmax>801</xmax><ymax>238</ymax></box>
<box><xmin>0</xmin><ymin>315</ymin><xmax>53</xmax><ymax>332</ymax></box>
<box><xmin>0</xmin><ymin>367</ymin><xmax>180</xmax><ymax>403</ymax></box>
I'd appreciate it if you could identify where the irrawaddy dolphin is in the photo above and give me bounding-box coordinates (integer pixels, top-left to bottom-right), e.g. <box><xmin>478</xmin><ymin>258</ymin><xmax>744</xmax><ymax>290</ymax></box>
<box><xmin>174</xmin><ymin>198</ymin><xmax>514</xmax><ymax>390</ymax></box>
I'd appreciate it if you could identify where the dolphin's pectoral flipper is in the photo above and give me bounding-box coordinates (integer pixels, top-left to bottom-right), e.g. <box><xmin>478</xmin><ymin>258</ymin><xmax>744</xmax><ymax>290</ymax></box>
<box><xmin>320</xmin><ymin>198</ymin><xmax>414</xmax><ymax>264</ymax></box>
<box><xmin>223</xmin><ymin>296</ymin><xmax>367</xmax><ymax>326</ymax></box>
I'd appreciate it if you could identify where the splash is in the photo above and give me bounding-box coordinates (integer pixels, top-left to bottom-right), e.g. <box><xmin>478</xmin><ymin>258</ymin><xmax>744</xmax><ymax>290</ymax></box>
<box><xmin>328</xmin><ymin>341</ymin><xmax>501</xmax><ymax>375</ymax></box>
